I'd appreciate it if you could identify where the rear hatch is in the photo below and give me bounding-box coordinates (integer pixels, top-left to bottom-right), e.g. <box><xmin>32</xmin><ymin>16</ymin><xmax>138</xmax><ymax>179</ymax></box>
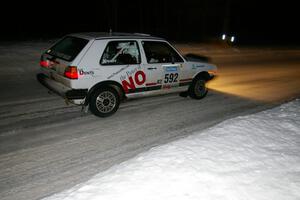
<box><xmin>40</xmin><ymin>36</ymin><xmax>89</xmax><ymax>84</ymax></box>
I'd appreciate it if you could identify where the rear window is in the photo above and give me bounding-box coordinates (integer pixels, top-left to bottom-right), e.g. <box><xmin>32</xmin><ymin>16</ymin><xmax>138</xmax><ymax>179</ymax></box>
<box><xmin>46</xmin><ymin>36</ymin><xmax>89</xmax><ymax>61</ymax></box>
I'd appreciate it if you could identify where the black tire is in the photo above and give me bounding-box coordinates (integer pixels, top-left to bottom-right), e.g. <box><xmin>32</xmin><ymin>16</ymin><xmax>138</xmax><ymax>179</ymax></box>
<box><xmin>188</xmin><ymin>77</ymin><xmax>208</xmax><ymax>99</ymax></box>
<box><xmin>89</xmin><ymin>87</ymin><xmax>120</xmax><ymax>117</ymax></box>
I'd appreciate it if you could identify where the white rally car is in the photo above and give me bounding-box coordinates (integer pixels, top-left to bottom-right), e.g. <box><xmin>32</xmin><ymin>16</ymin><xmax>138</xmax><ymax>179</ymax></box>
<box><xmin>37</xmin><ymin>32</ymin><xmax>217</xmax><ymax>117</ymax></box>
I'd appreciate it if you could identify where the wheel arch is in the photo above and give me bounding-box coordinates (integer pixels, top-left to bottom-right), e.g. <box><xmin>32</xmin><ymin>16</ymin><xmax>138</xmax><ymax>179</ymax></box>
<box><xmin>85</xmin><ymin>81</ymin><xmax>125</xmax><ymax>106</ymax></box>
<box><xmin>192</xmin><ymin>71</ymin><xmax>210</xmax><ymax>82</ymax></box>
<box><xmin>189</xmin><ymin>71</ymin><xmax>209</xmax><ymax>99</ymax></box>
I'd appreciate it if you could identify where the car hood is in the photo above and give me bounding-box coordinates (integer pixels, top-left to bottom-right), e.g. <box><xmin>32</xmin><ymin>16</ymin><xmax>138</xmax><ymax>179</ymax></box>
<box><xmin>184</xmin><ymin>53</ymin><xmax>211</xmax><ymax>63</ymax></box>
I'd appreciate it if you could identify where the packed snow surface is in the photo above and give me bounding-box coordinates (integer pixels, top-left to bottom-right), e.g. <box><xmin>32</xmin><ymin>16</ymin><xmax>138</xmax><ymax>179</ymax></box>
<box><xmin>45</xmin><ymin>100</ymin><xmax>300</xmax><ymax>200</ymax></box>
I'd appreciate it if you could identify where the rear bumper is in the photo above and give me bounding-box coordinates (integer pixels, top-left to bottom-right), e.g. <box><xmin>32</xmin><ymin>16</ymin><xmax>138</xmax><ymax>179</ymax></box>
<box><xmin>37</xmin><ymin>73</ymin><xmax>87</xmax><ymax>100</ymax></box>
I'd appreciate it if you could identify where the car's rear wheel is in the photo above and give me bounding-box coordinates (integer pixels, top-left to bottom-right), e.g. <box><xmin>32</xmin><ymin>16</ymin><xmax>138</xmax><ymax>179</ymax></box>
<box><xmin>188</xmin><ymin>77</ymin><xmax>208</xmax><ymax>99</ymax></box>
<box><xmin>89</xmin><ymin>87</ymin><xmax>120</xmax><ymax>117</ymax></box>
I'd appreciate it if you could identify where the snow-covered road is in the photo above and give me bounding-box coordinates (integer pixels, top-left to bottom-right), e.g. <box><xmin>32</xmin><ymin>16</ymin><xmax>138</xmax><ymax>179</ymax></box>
<box><xmin>44</xmin><ymin>100</ymin><xmax>300</xmax><ymax>200</ymax></box>
<box><xmin>0</xmin><ymin>41</ymin><xmax>299</xmax><ymax>200</ymax></box>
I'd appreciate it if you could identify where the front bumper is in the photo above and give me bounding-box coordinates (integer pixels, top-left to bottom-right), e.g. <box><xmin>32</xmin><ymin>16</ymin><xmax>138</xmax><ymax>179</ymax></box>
<box><xmin>37</xmin><ymin>73</ymin><xmax>87</xmax><ymax>100</ymax></box>
<box><xmin>208</xmin><ymin>74</ymin><xmax>216</xmax><ymax>81</ymax></box>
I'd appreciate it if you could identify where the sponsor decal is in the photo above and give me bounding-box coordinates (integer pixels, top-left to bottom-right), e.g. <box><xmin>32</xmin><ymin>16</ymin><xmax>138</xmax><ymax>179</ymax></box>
<box><xmin>164</xmin><ymin>73</ymin><xmax>178</xmax><ymax>84</ymax></box>
<box><xmin>192</xmin><ymin>64</ymin><xmax>205</xmax><ymax>69</ymax></box>
<box><xmin>162</xmin><ymin>65</ymin><xmax>180</xmax><ymax>89</ymax></box>
<box><xmin>107</xmin><ymin>65</ymin><xmax>131</xmax><ymax>79</ymax></box>
<box><xmin>79</xmin><ymin>69</ymin><xmax>94</xmax><ymax>76</ymax></box>
<box><xmin>163</xmin><ymin>85</ymin><xmax>171</xmax><ymax>89</ymax></box>
<box><xmin>120</xmin><ymin>66</ymin><xmax>146</xmax><ymax>93</ymax></box>
<box><xmin>165</xmin><ymin>66</ymin><xmax>178</xmax><ymax>72</ymax></box>
<box><xmin>117</xmin><ymin>65</ymin><xmax>192</xmax><ymax>94</ymax></box>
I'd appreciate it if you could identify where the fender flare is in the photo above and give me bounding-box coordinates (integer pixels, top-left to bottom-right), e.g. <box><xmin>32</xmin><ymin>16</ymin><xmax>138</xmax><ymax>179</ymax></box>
<box><xmin>192</xmin><ymin>71</ymin><xmax>210</xmax><ymax>82</ymax></box>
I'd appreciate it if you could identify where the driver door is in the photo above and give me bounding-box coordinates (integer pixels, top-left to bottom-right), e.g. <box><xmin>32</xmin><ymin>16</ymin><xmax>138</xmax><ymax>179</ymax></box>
<box><xmin>140</xmin><ymin>40</ymin><xmax>185</xmax><ymax>93</ymax></box>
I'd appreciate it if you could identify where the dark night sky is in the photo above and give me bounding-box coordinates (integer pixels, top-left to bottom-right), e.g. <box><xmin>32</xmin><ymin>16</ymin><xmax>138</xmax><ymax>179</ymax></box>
<box><xmin>1</xmin><ymin>0</ymin><xmax>299</xmax><ymax>44</ymax></box>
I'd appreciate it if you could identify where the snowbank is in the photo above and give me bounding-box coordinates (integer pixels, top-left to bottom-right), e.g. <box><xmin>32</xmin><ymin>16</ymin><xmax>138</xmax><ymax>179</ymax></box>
<box><xmin>45</xmin><ymin>100</ymin><xmax>300</xmax><ymax>200</ymax></box>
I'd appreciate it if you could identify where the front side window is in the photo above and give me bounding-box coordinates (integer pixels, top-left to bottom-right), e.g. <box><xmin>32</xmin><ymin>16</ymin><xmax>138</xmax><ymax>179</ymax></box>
<box><xmin>100</xmin><ymin>41</ymin><xmax>141</xmax><ymax>65</ymax></box>
<box><xmin>142</xmin><ymin>41</ymin><xmax>184</xmax><ymax>64</ymax></box>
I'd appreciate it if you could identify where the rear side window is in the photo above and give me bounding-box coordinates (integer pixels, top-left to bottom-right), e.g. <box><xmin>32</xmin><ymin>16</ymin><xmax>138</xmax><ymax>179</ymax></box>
<box><xmin>100</xmin><ymin>41</ymin><xmax>141</xmax><ymax>65</ymax></box>
<box><xmin>142</xmin><ymin>41</ymin><xmax>184</xmax><ymax>64</ymax></box>
<box><xmin>47</xmin><ymin>36</ymin><xmax>89</xmax><ymax>61</ymax></box>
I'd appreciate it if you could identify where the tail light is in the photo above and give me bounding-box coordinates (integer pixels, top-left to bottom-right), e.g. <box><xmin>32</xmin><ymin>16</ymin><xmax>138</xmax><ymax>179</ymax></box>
<box><xmin>40</xmin><ymin>60</ymin><xmax>50</xmax><ymax>68</ymax></box>
<box><xmin>64</xmin><ymin>66</ymin><xmax>78</xmax><ymax>79</ymax></box>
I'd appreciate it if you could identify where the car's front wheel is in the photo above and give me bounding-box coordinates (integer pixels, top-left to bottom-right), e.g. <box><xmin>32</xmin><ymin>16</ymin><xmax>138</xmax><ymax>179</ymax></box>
<box><xmin>188</xmin><ymin>77</ymin><xmax>208</xmax><ymax>99</ymax></box>
<box><xmin>89</xmin><ymin>87</ymin><xmax>120</xmax><ymax>117</ymax></box>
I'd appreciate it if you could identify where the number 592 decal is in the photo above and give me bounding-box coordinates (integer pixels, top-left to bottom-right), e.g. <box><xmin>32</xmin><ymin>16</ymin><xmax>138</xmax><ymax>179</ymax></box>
<box><xmin>164</xmin><ymin>73</ymin><xmax>178</xmax><ymax>83</ymax></box>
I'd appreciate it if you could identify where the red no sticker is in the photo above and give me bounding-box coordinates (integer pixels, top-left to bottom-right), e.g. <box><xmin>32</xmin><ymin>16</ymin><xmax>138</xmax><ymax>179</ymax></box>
<box><xmin>122</xmin><ymin>70</ymin><xmax>146</xmax><ymax>93</ymax></box>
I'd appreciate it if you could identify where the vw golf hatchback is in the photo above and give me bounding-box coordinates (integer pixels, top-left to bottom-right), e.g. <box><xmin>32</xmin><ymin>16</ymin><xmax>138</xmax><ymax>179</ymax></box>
<box><xmin>37</xmin><ymin>32</ymin><xmax>217</xmax><ymax>117</ymax></box>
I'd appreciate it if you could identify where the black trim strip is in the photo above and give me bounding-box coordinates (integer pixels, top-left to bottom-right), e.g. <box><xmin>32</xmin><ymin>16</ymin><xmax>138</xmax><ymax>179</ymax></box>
<box><xmin>179</xmin><ymin>81</ymin><xmax>192</xmax><ymax>87</ymax></box>
<box><xmin>127</xmin><ymin>85</ymin><xmax>162</xmax><ymax>94</ymax></box>
<box><xmin>127</xmin><ymin>81</ymin><xmax>192</xmax><ymax>94</ymax></box>
<box><xmin>66</xmin><ymin>89</ymin><xmax>88</xmax><ymax>100</ymax></box>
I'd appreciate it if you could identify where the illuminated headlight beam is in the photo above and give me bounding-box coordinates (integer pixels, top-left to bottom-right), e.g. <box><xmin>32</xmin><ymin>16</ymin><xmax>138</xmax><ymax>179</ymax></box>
<box><xmin>222</xmin><ymin>34</ymin><xmax>226</xmax><ymax>40</ymax></box>
<box><xmin>230</xmin><ymin>36</ymin><xmax>235</xmax><ymax>43</ymax></box>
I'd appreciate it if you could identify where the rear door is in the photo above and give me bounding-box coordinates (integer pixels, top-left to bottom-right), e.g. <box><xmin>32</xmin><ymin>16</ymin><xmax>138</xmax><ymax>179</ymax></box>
<box><xmin>100</xmin><ymin>40</ymin><xmax>144</xmax><ymax>94</ymax></box>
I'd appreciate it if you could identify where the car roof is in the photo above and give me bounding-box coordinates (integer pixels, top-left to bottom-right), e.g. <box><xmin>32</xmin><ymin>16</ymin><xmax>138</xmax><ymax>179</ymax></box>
<box><xmin>69</xmin><ymin>32</ymin><xmax>165</xmax><ymax>41</ymax></box>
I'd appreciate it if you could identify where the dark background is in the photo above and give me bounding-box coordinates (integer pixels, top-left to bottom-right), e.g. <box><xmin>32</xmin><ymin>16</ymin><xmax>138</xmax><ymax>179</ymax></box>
<box><xmin>1</xmin><ymin>0</ymin><xmax>299</xmax><ymax>45</ymax></box>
